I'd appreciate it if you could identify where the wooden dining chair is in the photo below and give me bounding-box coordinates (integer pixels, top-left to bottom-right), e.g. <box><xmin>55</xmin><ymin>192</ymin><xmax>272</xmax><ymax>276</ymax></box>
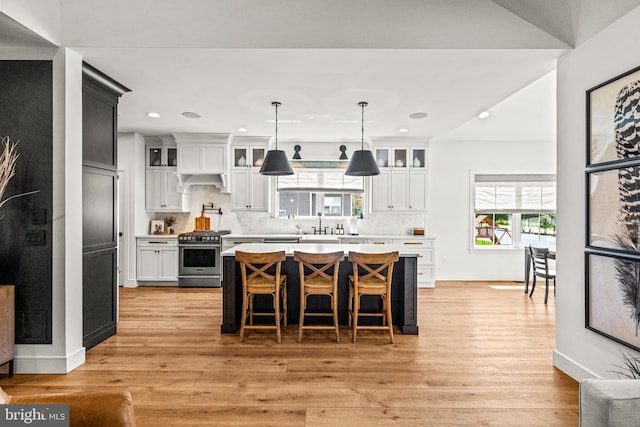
<box><xmin>294</xmin><ymin>251</ymin><xmax>344</xmax><ymax>343</ymax></box>
<box><xmin>529</xmin><ymin>246</ymin><xmax>556</xmax><ymax>304</ymax></box>
<box><xmin>348</xmin><ymin>251</ymin><xmax>399</xmax><ymax>343</ymax></box>
<box><xmin>235</xmin><ymin>251</ymin><xmax>287</xmax><ymax>343</ymax></box>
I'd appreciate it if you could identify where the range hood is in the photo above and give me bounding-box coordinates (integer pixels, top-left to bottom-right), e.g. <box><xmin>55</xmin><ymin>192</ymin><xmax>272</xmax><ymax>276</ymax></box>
<box><xmin>177</xmin><ymin>173</ymin><xmax>228</xmax><ymax>193</ymax></box>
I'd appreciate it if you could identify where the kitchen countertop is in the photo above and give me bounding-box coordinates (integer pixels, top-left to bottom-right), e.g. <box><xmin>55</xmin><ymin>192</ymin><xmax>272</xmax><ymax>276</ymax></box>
<box><xmin>221</xmin><ymin>233</ymin><xmax>435</xmax><ymax>240</ymax></box>
<box><xmin>221</xmin><ymin>242</ymin><xmax>423</xmax><ymax>257</ymax></box>
<box><xmin>136</xmin><ymin>234</ymin><xmax>180</xmax><ymax>239</ymax></box>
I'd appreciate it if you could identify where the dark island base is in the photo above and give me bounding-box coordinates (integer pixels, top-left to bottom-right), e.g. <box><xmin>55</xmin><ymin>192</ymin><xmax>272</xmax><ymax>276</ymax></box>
<box><xmin>221</xmin><ymin>255</ymin><xmax>419</xmax><ymax>336</ymax></box>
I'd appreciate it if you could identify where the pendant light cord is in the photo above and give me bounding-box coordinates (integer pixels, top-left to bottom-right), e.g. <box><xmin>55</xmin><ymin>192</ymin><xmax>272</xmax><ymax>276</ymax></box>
<box><xmin>358</xmin><ymin>101</ymin><xmax>368</xmax><ymax>150</ymax></box>
<box><xmin>272</xmin><ymin>101</ymin><xmax>281</xmax><ymax>150</ymax></box>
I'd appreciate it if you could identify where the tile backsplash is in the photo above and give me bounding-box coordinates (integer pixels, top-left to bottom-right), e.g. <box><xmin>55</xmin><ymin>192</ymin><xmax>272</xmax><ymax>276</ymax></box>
<box><xmin>152</xmin><ymin>185</ymin><xmax>426</xmax><ymax>236</ymax></box>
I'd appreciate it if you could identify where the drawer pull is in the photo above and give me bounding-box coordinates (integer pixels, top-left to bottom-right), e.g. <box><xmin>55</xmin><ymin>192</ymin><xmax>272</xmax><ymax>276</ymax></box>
<box><xmin>417</xmin><ymin>272</ymin><xmax>424</xmax><ymax>276</ymax></box>
<box><xmin>403</xmin><ymin>242</ymin><xmax>424</xmax><ymax>245</ymax></box>
<box><xmin>149</xmin><ymin>241</ymin><xmax>169</xmax><ymax>244</ymax></box>
<box><xmin>417</xmin><ymin>255</ymin><xmax>424</xmax><ymax>258</ymax></box>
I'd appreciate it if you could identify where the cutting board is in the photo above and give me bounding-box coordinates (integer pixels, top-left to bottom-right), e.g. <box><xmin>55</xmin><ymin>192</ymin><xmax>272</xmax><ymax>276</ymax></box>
<box><xmin>195</xmin><ymin>212</ymin><xmax>210</xmax><ymax>231</ymax></box>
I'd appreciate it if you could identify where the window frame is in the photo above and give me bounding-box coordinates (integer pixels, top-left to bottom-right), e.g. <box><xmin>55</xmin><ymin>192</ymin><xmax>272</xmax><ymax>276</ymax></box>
<box><xmin>469</xmin><ymin>172</ymin><xmax>556</xmax><ymax>251</ymax></box>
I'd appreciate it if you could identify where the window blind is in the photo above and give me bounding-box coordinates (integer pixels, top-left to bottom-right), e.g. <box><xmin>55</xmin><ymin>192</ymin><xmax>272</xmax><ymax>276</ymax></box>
<box><xmin>277</xmin><ymin>170</ymin><xmax>364</xmax><ymax>193</ymax></box>
<box><xmin>474</xmin><ymin>174</ymin><xmax>556</xmax><ymax>213</ymax></box>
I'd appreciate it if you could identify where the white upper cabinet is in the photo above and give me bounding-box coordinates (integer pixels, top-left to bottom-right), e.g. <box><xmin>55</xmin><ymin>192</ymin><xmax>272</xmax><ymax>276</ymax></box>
<box><xmin>230</xmin><ymin>136</ymin><xmax>270</xmax><ymax>211</ymax></box>
<box><xmin>371</xmin><ymin>139</ymin><xmax>429</xmax><ymax>212</ymax></box>
<box><xmin>173</xmin><ymin>133</ymin><xmax>229</xmax><ymax>174</ymax></box>
<box><xmin>144</xmin><ymin>143</ymin><xmax>188</xmax><ymax>212</ymax></box>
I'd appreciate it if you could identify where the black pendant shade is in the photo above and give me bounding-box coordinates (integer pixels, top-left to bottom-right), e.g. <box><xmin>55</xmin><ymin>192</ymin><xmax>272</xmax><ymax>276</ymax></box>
<box><xmin>345</xmin><ymin>101</ymin><xmax>380</xmax><ymax>176</ymax></box>
<box><xmin>345</xmin><ymin>149</ymin><xmax>380</xmax><ymax>176</ymax></box>
<box><xmin>260</xmin><ymin>101</ymin><xmax>294</xmax><ymax>176</ymax></box>
<box><xmin>259</xmin><ymin>149</ymin><xmax>294</xmax><ymax>175</ymax></box>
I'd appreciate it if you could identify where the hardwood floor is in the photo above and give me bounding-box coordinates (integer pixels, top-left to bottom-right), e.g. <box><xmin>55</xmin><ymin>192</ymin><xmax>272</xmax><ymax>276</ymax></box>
<box><xmin>0</xmin><ymin>281</ymin><xmax>578</xmax><ymax>426</ymax></box>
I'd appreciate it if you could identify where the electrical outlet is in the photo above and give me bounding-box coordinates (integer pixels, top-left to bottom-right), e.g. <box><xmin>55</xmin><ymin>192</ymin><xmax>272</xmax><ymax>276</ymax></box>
<box><xmin>25</xmin><ymin>230</ymin><xmax>46</xmax><ymax>246</ymax></box>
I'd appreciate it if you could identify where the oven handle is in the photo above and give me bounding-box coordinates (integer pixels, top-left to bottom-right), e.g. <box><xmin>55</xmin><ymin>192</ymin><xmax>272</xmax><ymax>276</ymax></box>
<box><xmin>178</xmin><ymin>244</ymin><xmax>221</xmax><ymax>249</ymax></box>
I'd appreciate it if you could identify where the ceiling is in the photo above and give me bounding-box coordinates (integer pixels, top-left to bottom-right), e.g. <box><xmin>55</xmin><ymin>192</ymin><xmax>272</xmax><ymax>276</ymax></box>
<box><xmin>2</xmin><ymin>0</ymin><xmax>640</xmax><ymax>141</ymax></box>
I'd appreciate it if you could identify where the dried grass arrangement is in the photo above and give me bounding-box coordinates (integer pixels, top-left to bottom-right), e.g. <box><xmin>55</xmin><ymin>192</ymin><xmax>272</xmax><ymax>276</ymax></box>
<box><xmin>0</xmin><ymin>136</ymin><xmax>39</xmax><ymax>211</ymax></box>
<box><xmin>611</xmin><ymin>351</ymin><xmax>640</xmax><ymax>379</ymax></box>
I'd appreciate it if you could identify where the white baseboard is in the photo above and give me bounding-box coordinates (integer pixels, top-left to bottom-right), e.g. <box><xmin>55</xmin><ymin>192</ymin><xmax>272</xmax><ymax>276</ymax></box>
<box><xmin>553</xmin><ymin>349</ymin><xmax>599</xmax><ymax>381</ymax></box>
<box><xmin>15</xmin><ymin>347</ymin><xmax>85</xmax><ymax>374</ymax></box>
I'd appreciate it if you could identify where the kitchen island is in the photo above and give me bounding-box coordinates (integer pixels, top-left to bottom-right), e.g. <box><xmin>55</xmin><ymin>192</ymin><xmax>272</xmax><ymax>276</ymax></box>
<box><xmin>220</xmin><ymin>243</ymin><xmax>420</xmax><ymax>335</ymax></box>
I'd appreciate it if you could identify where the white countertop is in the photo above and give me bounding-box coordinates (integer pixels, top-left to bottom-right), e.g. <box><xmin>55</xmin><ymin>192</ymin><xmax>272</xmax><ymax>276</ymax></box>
<box><xmin>222</xmin><ymin>233</ymin><xmax>434</xmax><ymax>240</ymax></box>
<box><xmin>221</xmin><ymin>243</ymin><xmax>422</xmax><ymax>257</ymax></box>
<box><xmin>136</xmin><ymin>234</ymin><xmax>179</xmax><ymax>239</ymax></box>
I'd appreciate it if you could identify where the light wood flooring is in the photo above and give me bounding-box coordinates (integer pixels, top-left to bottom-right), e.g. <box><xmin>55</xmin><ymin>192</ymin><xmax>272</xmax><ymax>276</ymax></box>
<box><xmin>0</xmin><ymin>281</ymin><xmax>578</xmax><ymax>426</ymax></box>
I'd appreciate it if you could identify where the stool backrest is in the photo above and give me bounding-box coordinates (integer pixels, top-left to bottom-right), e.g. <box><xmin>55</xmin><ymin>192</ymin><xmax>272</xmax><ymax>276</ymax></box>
<box><xmin>348</xmin><ymin>251</ymin><xmax>399</xmax><ymax>288</ymax></box>
<box><xmin>294</xmin><ymin>251</ymin><xmax>344</xmax><ymax>283</ymax></box>
<box><xmin>235</xmin><ymin>251</ymin><xmax>286</xmax><ymax>284</ymax></box>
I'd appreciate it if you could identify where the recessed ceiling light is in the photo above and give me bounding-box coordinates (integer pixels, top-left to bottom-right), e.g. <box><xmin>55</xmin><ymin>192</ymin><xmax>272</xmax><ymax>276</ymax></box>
<box><xmin>398</xmin><ymin>128</ymin><xmax>409</xmax><ymax>133</ymax></box>
<box><xmin>181</xmin><ymin>111</ymin><xmax>201</xmax><ymax>119</ymax></box>
<box><xmin>409</xmin><ymin>112</ymin><xmax>428</xmax><ymax>119</ymax></box>
<box><xmin>146</xmin><ymin>112</ymin><xmax>160</xmax><ymax>118</ymax></box>
<box><xmin>478</xmin><ymin>111</ymin><xmax>490</xmax><ymax>119</ymax></box>
<box><xmin>236</xmin><ymin>127</ymin><xmax>247</xmax><ymax>132</ymax></box>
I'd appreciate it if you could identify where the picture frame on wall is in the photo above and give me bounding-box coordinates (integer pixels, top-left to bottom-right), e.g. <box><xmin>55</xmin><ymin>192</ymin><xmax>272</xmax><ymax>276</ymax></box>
<box><xmin>585</xmin><ymin>251</ymin><xmax>640</xmax><ymax>352</ymax></box>
<box><xmin>587</xmin><ymin>65</ymin><xmax>640</xmax><ymax>167</ymax></box>
<box><xmin>587</xmin><ymin>165</ymin><xmax>640</xmax><ymax>252</ymax></box>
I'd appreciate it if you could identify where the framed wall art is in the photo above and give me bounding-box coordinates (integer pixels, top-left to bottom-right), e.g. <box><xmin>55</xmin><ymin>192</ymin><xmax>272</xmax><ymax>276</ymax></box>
<box><xmin>587</xmin><ymin>65</ymin><xmax>640</xmax><ymax>167</ymax></box>
<box><xmin>587</xmin><ymin>165</ymin><xmax>640</xmax><ymax>251</ymax></box>
<box><xmin>586</xmin><ymin>251</ymin><xmax>640</xmax><ymax>351</ymax></box>
<box><xmin>586</xmin><ymin>64</ymin><xmax>640</xmax><ymax>352</ymax></box>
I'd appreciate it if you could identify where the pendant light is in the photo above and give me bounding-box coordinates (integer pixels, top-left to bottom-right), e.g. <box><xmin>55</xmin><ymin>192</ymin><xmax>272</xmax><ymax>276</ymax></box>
<box><xmin>260</xmin><ymin>101</ymin><xmax>294</xmax><ymax>176</ymax></box>
<box><xmin>345</xmin><ymin>101</ymin><xmax>380</xmax><ymax>176</ymax></box>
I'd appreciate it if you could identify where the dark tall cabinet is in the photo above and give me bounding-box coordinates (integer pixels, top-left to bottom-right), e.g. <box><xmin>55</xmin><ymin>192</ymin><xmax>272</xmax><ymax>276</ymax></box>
<box><xmin>82</xmin><ymin>64</ymin><xmax>128</xmax><ymax>350</ymax></box>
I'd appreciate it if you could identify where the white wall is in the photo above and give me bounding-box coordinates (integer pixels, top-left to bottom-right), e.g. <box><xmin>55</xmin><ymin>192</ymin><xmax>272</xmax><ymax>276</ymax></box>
<box><xmin>117</xmin><ymin>132</ymin><xmax>146</xmax><ymax>288</ymax></box>
<box><xmin>554</xmin><ymin>6</ymin><xmax>640</xmax><ymax>380</ymax></box>
<box><xmin>428</xmin><ymin>139</ymin><xmax>555</xmax><ymax>280</ymax></box>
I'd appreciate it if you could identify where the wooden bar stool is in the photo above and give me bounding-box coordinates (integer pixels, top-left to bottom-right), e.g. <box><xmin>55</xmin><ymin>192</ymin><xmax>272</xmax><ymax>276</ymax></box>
<box><xmin>294</xmin><ymin>251</ymin><xmax>344</xmax><ymax>343</ymax></box>
<box><xmin>235</xmin><ymin>251</ymin><xmax>287</xmax><ymax>343</ymax></box>
<box><xmin>348</xmin><ymin>251</ymin><xmax>399</xmax><ymax>344</ymax></box>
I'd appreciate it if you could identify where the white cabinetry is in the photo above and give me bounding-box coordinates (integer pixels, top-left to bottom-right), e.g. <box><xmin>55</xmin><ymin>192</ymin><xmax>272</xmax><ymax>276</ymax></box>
<box><xmin>137</xmin><ymin>238</ymin><xmax>178</xmax><ymax>282</ymax></box>
<box><xmin>173</xmin><ymin>133</ymin><xmax>229</xmax><ymax>174</ymax></box>
<box><xmin>231</xmin><ymin>139</ymin><xmax>269</xmax><ymax>211</ymax></box>
<box><xmin>145</xmin><ymin>145</ymin><xmax>187</xmax><ymax>211</ymax></box>
<box><xmin>371</xmin><ymin>142</ymin><xmax>428</xmax><ymax>212</ymax></box>
<box><xmin>392</xmin><ymin>238</ymin><xmax>436</xmax><ymax>288</ymax></box>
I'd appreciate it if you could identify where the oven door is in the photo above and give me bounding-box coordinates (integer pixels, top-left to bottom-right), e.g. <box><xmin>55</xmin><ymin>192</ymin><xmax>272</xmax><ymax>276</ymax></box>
<box><xmin>178</xmin><ymin>244</ymin><xmax>220</xmax><ymax>279</ymax></box>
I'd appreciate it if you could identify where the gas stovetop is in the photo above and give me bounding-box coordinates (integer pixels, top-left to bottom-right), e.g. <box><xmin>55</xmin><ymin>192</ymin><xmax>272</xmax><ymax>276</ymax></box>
<box><xmin>178</xmin><ymin>230</ymin><xmax>231</xmax><ymax>243</ymax></box>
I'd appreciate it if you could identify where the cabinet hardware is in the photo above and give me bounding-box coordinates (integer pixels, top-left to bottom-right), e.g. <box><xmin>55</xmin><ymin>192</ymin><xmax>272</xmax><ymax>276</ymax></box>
<box><xmin>404</xmin><ymin>242</ymin><xmax>424</xmax><ymax>245</ymax></box>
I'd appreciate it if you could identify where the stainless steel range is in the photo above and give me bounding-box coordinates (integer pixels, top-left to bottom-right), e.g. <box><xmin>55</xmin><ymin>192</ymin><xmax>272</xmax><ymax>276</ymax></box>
<box><xmin>177</xmin><ymin>230</ymin><xmax>231</xmax><ymax>287</ymax></box>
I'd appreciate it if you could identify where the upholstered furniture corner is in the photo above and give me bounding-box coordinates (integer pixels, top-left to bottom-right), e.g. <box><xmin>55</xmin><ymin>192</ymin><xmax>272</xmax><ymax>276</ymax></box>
<box><xmin>0</xmin><ymin>386</ymin><xmax>136</xmax><ymax>427</ymax></box>
<box><xmin>580</xmin><ymin>379</ymin><xmax>640</xmax><ymax>427</ymax></box>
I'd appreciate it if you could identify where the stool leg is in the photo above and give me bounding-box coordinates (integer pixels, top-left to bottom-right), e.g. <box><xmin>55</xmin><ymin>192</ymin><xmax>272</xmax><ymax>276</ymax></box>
<box><xmin>385</xmin><ymin>294</ymin><xmax>394</xmax><ymax>344</ymax></box>
<box><xmin>352</xmin><ymin>294</ymin><xmax>359</xmax><ymax>343</ymax></box>
<box><xmin>348</xmin><ymin>284</ymin><xmax>353</xmax><ymax>327</ymax></box>
<box><xmin>275</xmin><ymin>290</ymin><xmax>281</xmax><ymax>344</ymax></box>
<box><xmin>298</xmin><ymin>289</ymin><xmax>305</xmax><ymax>343</ymax></box>
<box><xmin>239</xmin><ymin>291</ymin><xmax>249</xmax><ymax>342</ymax></box>
<box><xmin>332</xmin><ymin>293</ymin><xmax>340</xmax><ymax>343</ymax></box>
<box><xmin>282</xmin><ymin>279</ymin><xmax>288</xmax><ymax>327</ymax></box>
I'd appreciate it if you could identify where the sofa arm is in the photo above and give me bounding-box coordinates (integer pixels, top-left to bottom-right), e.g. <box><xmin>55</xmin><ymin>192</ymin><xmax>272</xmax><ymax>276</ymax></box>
<box><xmin>6</xmin><ymin>390</ymin><xmax>136</xmax><ymax>427</ymax></box>
<box><xmin>580</xmin><ymin>379</ymin><xmax>640</xmax><ymax>427</ymax></box>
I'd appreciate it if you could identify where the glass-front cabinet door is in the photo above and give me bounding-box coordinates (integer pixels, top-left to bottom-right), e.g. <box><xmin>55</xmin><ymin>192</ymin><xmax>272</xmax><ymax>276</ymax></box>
<box><xmin>375</xmin><ymin>148</ymin><xmax>390</xmax><ymax>168</ymax></box>
<box><xmin>393</xmin><ymin>148</ymin><xmax>408</xmax><ymax>168</ymax></box>
<box><xmin>410</xmin><ymin>148</ymin><xmax>426</xmax><ymax>168</ymax></box>
<box><xmin>148</xmin><ymin>147</ymin><xmax>177</xmax><ymax>167</ymax></box>
<box><xmin>234</xmin><ymin>146</ymin><xmax>267</xmax><ymax>168</ymax></box>
<box><xmin>233</xmin><ymin>147</ymin><xmax>248</xmax><ymax>167</ymax></box>
<box><xmin>251</xmin><ymin>148</ymin><xmax>265</xmax><ymax>168</ymax></box>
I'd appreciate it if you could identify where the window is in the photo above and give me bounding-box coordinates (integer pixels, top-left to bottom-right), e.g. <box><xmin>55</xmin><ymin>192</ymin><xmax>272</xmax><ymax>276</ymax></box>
<box><xmin>473</xmin><ymin>174</ymin><xmax>556</xmax><ymax>248</ymax></box>
<box><xmin>276</xmin><ymin>170</ymin><xmax>364</xmax><ymax>218</ymax></box>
